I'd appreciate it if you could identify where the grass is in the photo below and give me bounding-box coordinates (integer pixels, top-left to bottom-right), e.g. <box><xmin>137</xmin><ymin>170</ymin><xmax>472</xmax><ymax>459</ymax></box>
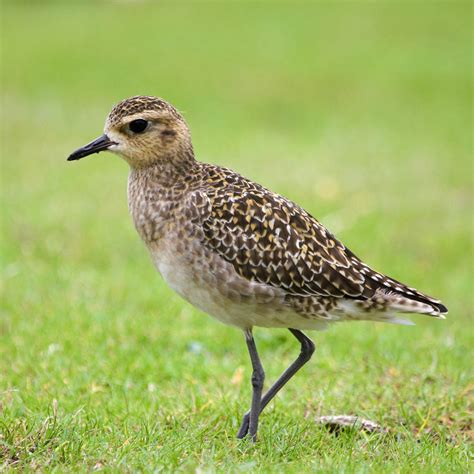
<box><xmin>1</xmin><ymin>1</ymin><xmax>472</xmax><ymax>472</ymax></box>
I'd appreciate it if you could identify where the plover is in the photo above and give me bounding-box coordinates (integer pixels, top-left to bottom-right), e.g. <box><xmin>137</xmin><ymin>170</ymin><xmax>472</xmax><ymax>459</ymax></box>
<box><xmin>68</xmin><ymin>96</ymin><xmax>447</xmax><ymax>441</ymax></box>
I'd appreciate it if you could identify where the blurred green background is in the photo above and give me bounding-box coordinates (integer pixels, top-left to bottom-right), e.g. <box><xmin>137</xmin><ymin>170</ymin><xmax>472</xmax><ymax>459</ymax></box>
<box><xmin>1</xmin><ymin>1</ymin><xmax>472</xmax><ymax>471</ymax></box>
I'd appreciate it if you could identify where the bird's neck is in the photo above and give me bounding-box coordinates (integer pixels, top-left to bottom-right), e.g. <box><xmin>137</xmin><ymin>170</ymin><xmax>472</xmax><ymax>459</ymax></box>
<box><xmin>127</xmin><ymin>156</ymin><xmax>203</xmax><ymax>220</ymax></box>
<box><xmin>127</xmin><ymin>157</ymin><xmax>201</xmax><ymax>244</ymax></box>
<box><xmin>130</xmin><ymin>146</ymin><xmax>196</xmax><ymax>179</ymax></box>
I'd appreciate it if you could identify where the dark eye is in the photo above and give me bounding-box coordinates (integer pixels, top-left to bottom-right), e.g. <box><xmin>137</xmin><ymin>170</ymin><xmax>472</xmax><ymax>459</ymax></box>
<box><xmin>129</xmin><ymin>119</ymin><xmax>148</xmax><ymax>133</ymax></box>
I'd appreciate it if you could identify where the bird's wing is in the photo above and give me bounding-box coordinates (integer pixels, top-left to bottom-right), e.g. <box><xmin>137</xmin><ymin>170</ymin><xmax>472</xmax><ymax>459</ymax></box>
<box><xmin>187</xmin><ymin>181</ymin><xmax>367</xmax><ymax>299</ymax></box>
<box><xmin>184</xmin><ymin>167</ymin><xmax>446</xmax><ymax>314</ymax></box>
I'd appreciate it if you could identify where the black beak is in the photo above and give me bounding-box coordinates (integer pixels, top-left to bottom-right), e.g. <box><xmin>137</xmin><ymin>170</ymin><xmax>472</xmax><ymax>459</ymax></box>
<box><xmin>67</xmin><ymin>134</ymin><xmax>116</xmax><ymax>161</ymax></box>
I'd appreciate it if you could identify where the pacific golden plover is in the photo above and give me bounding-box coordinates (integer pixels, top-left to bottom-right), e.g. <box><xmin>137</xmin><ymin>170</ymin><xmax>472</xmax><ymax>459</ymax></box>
<box><xmin>68</xmin><ymin>96</ymin><xmax>447</xmax><ymax>441</ymax></box>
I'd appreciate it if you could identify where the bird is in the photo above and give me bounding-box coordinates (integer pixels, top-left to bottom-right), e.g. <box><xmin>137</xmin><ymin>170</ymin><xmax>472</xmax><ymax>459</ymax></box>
<box><xmin>68</xmin><ymin>95</ymin><xmax>447</xmax><ymax>441</ymax></box>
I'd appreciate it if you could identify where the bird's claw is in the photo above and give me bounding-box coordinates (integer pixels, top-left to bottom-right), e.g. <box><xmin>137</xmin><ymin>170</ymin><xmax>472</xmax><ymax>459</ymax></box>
<box><xmin>236</xmin><ymin>412</ymin><xmax>251</xmax><ymax>439</ymax></box>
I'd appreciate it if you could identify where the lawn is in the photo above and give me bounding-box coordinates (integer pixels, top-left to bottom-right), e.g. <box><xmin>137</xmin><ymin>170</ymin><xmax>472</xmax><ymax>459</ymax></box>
<box><xmin>1</xmin><ymin>1</ymin><xmax>472</xmax><ymax>472</ymax></box>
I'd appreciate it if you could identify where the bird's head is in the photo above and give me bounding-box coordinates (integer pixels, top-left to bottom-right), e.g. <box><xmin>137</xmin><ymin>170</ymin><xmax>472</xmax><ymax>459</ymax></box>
<box><xmin>68</xmin><ymin>96</ymin><xmax>194</xmax><ymax>169</ymax></box>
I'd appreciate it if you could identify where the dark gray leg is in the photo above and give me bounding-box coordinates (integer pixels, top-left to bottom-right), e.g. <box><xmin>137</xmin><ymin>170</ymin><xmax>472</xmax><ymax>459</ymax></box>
<box><xmin>239</xmin><ymin>329</ymin><xmax>265</xmax><ymax>441</ymax></box>
<box><xmin>237</xmin><ymin>328</ymin><xmax>315</xmax><ymax>439</ymax></box>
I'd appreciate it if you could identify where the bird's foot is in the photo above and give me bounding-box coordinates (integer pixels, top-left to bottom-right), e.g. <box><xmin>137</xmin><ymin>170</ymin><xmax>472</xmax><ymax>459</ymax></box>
<box><xmin>236</xmin><ymin>412</ymin><xmax>253</xmax><ymax>440</ymax></box>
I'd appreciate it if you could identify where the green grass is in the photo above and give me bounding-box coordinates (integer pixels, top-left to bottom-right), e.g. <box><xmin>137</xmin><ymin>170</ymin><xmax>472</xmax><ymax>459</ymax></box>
<box><xmin>1</xmin><ymin>1</ymin><xmax>472</xmax><ymax>472</ymax></box>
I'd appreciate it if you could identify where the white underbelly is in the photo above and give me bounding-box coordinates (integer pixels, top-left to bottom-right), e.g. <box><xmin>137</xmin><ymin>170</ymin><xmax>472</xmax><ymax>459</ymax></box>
<box><xmin>149</xmin><ymin>245</ymin><xmax>329</xmax><ymax>331</ymax></box>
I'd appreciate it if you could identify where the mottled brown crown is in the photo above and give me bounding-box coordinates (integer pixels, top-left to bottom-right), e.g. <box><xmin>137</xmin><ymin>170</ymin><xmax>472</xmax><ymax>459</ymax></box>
<box><xmin>107</xmin><ymin>96</ymin><xmax>184</xmax><ymax>126</ymax></box>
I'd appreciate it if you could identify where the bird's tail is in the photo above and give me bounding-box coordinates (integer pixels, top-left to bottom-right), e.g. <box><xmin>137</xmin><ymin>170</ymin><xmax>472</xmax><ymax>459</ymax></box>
<box><xmin>365</xmin><ymin>270</ymin><xmax>448</xmax><ymax>318</ymax></box>
<box><xmin>335</xmin><ymin>287</ymin><xmax>447</xmax><ymax>326</ymax></box>
<box><xmin>345</xmin><ymin>248</ymin><xmax>448</xmax><ymax>322</ymax></box>
<box><xmin>384</xmin><ymin>291</ymin><xmax>448</xmax><ymax>318</ymax></box>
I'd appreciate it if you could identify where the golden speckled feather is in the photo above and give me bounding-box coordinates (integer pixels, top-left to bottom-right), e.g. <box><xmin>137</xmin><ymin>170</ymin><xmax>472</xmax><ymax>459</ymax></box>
<box><xmin>186</xmin><ymin>163</ymin><xmax>447</xmax><ymax>318</ymax></box>
<box><xmin>68</xmin><ymin>95</ymin><xmax>448</xmax><ymax>441</ymax></box>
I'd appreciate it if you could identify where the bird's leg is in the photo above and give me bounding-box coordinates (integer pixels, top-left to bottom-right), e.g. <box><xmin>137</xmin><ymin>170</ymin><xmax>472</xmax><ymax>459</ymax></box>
<box><xmin>237</xmin><ymin>328</ymin><xmax>315</xmax><ymax>439</ymax></box>
<box><xmin>240</xmin><ymin>328</ymin><xmax>265</xmax><ymax>441</ymax></box>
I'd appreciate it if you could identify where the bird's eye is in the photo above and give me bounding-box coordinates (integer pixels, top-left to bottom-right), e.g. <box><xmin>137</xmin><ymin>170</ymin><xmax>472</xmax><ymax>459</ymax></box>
<box><xmin>129</xmin><ymin>119</ymin><xmax>148</xmax><ymax>134</ymax></box>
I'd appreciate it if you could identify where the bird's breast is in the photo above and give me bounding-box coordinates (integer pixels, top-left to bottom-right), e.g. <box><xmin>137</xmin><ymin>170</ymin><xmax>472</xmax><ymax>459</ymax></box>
<box><xmin>128</xmin><ymin>181</ymin><xmax>178</xmax><ymax>244</ymax></box>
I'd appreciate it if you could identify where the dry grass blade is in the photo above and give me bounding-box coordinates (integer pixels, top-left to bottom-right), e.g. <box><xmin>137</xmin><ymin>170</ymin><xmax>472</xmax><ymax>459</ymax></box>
<box><xmin>315</xmin><ymin>415</ymin><xmax>388</xmax><ymax>434</ymax></box>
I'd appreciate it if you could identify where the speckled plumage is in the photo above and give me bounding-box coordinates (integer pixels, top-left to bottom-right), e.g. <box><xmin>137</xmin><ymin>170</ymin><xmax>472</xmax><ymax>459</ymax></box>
<box><xmin>108</xmin><ymin>96</ymin><xmax>184</xmax><ymax>125</ymax></box>
<box><xmin>127</xmin><ymin>155</ymin><xmax>447</xmax><ymax>331</ymax></box>
<box><xmin>96</xmin><ymin>95</ymin><xmax>449</xmax><ymax>331</ymax></box>
<box><xmin>68</xmin><ymin>95</ymin><xmax>447</xmax><ymax>441</ymax></box>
